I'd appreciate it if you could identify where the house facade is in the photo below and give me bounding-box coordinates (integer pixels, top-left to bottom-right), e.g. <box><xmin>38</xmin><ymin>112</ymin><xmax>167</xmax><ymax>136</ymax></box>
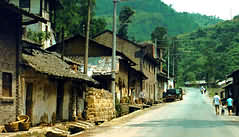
<box><xmin>20</xmin><ymin>42</ymin><xmax>97</xmax><ymax>125</ymax></box>
<box><xmin>0</xmin><ymin>5</ymin><xmax>19</xmax><ymax>125</ymax></box>
<box><xmin>228</xmin><ymin>70</ymin><xmax>239</xmax><ymax>115</ymax></box>
<box><xmin>47</xmin><ymin>34</ymin><xmax>135</xmax><ymax>103</ymax></box>
<box><xmin>139</xmin><ymin>43</ymin><xmax>163</xmax><ymax>103</ymax></box>
<box><xmin>0</xmin><ymin>1</ymin><xmax>47</xmax><ymax>125</ymax></box>
<box><xmin>93</xmin><ymin>30</ymin><xmax>148</xmax><ymax>103</ymax></box>
<box><xmin>8</xmin><ymin>0</ymin><xmax>60</xmax><ymax>48</ymax></box>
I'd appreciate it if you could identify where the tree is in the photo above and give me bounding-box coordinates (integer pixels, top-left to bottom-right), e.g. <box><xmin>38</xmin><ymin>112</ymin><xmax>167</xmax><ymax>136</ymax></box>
<box><xmin>151</xmin><ymin>26</ymin><xmax>168</xmax><ymax>44</ymax></box>
<box><xmin>54</xmin><ymin>0</ymin><xmax>106</xmax><ymax>40</ymax></box>
<box><xmin>118</xmin><ymin>6</ymin><xmax>135</xmax><ymax>39</ymax></box>
<box><xmin>90</xmin><ymin>18</ymin><xmax>107</xmax><ymax>38</ymax></box>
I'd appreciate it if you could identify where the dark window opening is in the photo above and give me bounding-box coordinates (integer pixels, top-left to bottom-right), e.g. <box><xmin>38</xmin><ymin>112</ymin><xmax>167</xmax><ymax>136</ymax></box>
<box><xmin>19</xmin><ymin>0</ymin><xmax>30</xmax><ymax>8</ymax></box>
<box><xmin>44</xmin><ymin>0</ymin><xmax>49</xmax><ymax>11</ymax></box>
<box><xmin>2</xmin><ymin>72</ymin><xmax>12</xmax><ymax>97</ymax></box>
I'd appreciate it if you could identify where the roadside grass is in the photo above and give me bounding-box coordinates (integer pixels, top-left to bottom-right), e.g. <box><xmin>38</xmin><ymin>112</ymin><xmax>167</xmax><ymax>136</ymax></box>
<box><xmin>208</xmin><ymin>87</ymin><xmax>223</xmax><ymax>97</ymax></box>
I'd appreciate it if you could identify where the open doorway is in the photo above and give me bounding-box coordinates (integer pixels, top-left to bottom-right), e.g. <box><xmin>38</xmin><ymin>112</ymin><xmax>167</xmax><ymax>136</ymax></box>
<box><xmin>56</xmin><ymin>81</ymin><xmax>64</xmax><ymax>121</ymax></box>
<box><xmin>25</xmin><ymin>83</ymin><xmax>33</xmax><ymax>120</ymax></box>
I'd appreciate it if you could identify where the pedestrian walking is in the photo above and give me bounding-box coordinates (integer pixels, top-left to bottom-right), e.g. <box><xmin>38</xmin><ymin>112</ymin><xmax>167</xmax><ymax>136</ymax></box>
<box><xmin>213</xmin><ymin>93</ymin><xmax>221</xmax><ymax>115</ymax></box>
<box><xmin>227</xmin><ymin>96</ymin><xmax>233</xmax><ymax>116</ymax></box>
<box><xmin>139</xmin><ymin>90</ymin><xmax>145</xmax><ymax>104</ymax></box>
<box><xmin>200</xmin><ymin>86</ymin><xmax>204</xmax><ymax>94</ymax></box>
<box><xmin>204</xmin><ymin>88</ymin><xmax>207</xmax><ymax>94</ymax></box>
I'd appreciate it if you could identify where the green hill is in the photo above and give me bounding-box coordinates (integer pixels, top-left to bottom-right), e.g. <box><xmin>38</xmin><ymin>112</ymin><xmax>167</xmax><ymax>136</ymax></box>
<box><xmin>175</xmin><ymin>17</ymin><xmax>239</xmax><ymax>84</ymax></box>
<box><xmin>95</xmin><ymin>0</ymin><xmax>222</xmax><ymax>41</ymax></box>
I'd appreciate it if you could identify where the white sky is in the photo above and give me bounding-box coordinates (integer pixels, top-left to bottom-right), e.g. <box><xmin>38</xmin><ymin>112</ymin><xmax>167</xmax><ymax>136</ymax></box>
<box><xmin>162</xmin><ymin>0</ymin><xmax>239</xmax><ymax>20</ymax></box>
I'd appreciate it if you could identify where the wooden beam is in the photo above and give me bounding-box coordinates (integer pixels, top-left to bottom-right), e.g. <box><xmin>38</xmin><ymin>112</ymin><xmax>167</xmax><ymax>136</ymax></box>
<box><xmin>22</xmin><ymin>20</ymin><xmax>38</xmax><ymax>25</ymax></box>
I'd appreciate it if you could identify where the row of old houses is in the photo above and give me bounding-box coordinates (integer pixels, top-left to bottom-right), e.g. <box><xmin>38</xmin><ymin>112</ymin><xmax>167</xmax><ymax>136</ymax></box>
<box><xmin>47</xmin><ymin>30</ymin><xmax>170</xmax><ymax>104</ymax></box>
<box><xmin>0</xmin><ymin>1</ymin><xmax>101</xmax><ymax>126</ymax></box>
<box><xmin>0</xmin><ymin>0</ymin><xmax>172</xmax><ymax>127</ymax></box>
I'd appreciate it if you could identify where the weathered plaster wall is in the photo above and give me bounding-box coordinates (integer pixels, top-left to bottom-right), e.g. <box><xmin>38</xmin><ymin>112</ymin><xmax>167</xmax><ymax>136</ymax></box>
<box><xmin>20</xmin><ymin>71</ymin><xmax>57</xmax><ymax>125</ymax></box>
<box><xmin>116</xmin><ymin>60</ymin><xmax>129</xmax><ymax>101</ymax></box>
<box><xmin>32</xmin><ymin>79</ymin><xmax>57</xmax><ymax>125</ymax></box>
<box><xmin>62</xmin><ymin>81</ymin><xmax>71</xmax><ymax>120</ymax></box>
<box><xmin>0</xmin><ymin>13</ymin><xmax>17</xmax><ymax>124</ymax></box>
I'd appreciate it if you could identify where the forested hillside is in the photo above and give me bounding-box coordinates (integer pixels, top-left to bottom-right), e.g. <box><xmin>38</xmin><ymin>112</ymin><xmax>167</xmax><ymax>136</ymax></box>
<box><xmin>95</xmin><ymin>0</ymin><xmax>222</xmax><ymax>41</ymax></box>
<box><xmin>175</xmin><ymin>16</ymin><xmax>239</xmax><ymax>85</ymax></box>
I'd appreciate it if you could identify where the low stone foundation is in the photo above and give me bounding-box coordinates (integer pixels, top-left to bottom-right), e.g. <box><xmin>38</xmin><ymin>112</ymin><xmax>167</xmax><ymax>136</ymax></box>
<box><xmin>85</xmin><ymin>88</ymin><xmax>116</xmax><ymax>122</ymax></box>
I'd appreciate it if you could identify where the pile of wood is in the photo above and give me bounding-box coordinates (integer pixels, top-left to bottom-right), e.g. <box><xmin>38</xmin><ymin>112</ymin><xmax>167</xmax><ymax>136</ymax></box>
<box><xmin>85</xmin><ymin>88</ymin><xmax>116</xmax><ymax>122</ymax></box>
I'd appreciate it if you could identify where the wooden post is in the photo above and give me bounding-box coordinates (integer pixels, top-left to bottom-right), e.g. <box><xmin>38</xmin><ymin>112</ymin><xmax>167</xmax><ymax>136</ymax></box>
<box><xmin>84</xmin><ymin>0</ymin><xmax>91</xmax><ymax>74</ymax></box>
<box><xmin>61</xmin><ymin>27</ymin><xmax>64</xmax><ymax>60</ymax></box>
<box><xmin>16</xmin><ymin>14</ymin><xmax>22</xmax><ymax>116</ymax></box>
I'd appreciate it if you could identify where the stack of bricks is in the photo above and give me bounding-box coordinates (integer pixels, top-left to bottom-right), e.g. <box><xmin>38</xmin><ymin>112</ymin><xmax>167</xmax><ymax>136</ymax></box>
<box><xmin>85</xmin><ymin>88</ymin><xmax>116</xmax><ymax>122</ymax></box>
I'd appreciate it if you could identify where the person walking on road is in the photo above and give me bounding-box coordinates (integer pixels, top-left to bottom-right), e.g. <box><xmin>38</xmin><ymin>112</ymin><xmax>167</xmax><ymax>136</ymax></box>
<box><xmin>200</xmin><ymin>86</ymin><xmax>204</xmax><ymax>94</ymax></box>
<box><xmin>227</xmin><ymin>96</ymin><xmax>233</xmax><ymax>116</ymax></box>
<box><xmin>213</xmin><ymin>93</ymin><xmax>221</xmax><ymax>115</ymax></box>
<box><xmin>139</xmin><ymin>90</ymin><xmax>145</xmax><ymax>104</ymax></box>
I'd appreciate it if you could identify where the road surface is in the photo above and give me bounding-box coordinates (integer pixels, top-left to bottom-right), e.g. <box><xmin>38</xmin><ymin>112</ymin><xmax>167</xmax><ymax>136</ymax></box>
<box><xmin>77</xmin><ymin>88</ymin><xmax>239</xmax><ymax>137</ymax></box>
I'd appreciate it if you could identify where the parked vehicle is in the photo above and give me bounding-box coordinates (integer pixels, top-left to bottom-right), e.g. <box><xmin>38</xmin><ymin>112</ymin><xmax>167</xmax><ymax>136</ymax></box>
<box><xmin>165</xmin><ymin>89</ymin><xmax>177</xmax><ymax>101</ymax></box>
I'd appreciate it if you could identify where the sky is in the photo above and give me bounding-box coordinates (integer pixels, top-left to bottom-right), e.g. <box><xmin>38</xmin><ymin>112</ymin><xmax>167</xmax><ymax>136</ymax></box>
<box><xmin>162</xmin><ymin>0</ymin><xmax>239</xmax><ymax>20</ymax></box>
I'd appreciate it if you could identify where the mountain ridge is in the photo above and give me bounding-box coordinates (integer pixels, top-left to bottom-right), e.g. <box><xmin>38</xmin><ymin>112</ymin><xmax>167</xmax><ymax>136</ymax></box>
<box><xmin>95</xmin><ymin>0</ymin><xmax>222</xmax><ymax>41</ymax></box>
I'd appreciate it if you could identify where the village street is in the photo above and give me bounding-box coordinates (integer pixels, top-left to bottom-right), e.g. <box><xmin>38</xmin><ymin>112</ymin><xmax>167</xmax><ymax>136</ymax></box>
<box><xmin>77</xmin><ymin>88</ymin><xmax>239</xmax><ymax>137</ymax></box>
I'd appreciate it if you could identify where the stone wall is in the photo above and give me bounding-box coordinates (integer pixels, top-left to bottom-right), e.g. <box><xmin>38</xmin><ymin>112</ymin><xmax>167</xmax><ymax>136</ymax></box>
<box><xmin>85</xmin><ymin>88</ymin><xmax>115</xmax><ymax>122</ymax></box>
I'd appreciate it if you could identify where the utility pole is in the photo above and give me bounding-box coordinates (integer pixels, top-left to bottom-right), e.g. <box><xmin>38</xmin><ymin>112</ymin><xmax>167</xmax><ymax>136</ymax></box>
<box><xmin>112</xmin><ymin>0</ymin><xmax>118</xmax><ymax>108</ymax></box>
<box><xmin>154</xmin><ymin>39</ymin><xmax>158</xmax><ymax>102</ymax></box>
<box><xmin>172</xmin><ymin>40</ymin><xmax>175</xmax><ymax>77</ymax></box>
<box><xmin>84</xmin><ymin>0</ymin><xmax>91</xmax><ymax>74</ymax></box>
<box><xmin>61</xmin><ymin>27</ymin><xmax>64</xmax><ymax>60</ymax></box>
<box><xmin>167</xmin><ymin>41</ymin><xmax>170</xmax><ymax>89</ymax></box>
<box><xmin>168</xmin><ymin>44</ymin><xmax>170</xmax><ymax>79</ymax></box>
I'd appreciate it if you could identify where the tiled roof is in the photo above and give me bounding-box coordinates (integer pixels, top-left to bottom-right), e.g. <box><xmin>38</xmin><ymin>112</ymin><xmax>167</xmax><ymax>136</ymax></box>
<box><xmin>22</xmin><ymin>44</ymin><xmax>97</xmax><ymax>84</ymax></box>
<box><xmin>93</xmin><ymin>30</ymin><xmax>143</xmax><ymax>48</ymax></box>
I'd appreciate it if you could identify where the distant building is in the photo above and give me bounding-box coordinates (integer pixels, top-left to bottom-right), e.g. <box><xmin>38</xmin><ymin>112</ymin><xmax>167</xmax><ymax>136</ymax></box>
<box><xmin>47</xmin><ymin>34</ymin><xmax>136</xmax><ymax>104</ymax></box>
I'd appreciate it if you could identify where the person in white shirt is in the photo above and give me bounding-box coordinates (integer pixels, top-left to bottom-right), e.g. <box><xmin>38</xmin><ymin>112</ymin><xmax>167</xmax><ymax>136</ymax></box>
<box><xmin>213</xmin><ymin>93</ymin><xmax>221</xmax><ymax>115</ymax></box>
<box><xmin>139</xmin><ymin>90</ymin><xmax>145</xmax><ymax>104</ymax></box>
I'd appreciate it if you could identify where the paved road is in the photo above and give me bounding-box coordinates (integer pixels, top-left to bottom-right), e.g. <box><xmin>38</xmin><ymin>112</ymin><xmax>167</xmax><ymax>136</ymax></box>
<box><xmin>78</xmin><ymin>88</ymin><xmax>239</xmax><ymax>137</ymax></box>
